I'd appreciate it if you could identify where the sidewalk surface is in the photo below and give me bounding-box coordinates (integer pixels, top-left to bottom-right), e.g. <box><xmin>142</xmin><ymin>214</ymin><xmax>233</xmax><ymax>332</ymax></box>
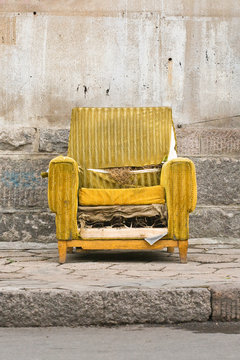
<box><xmin>0</xmin><ymin>238</ymin><xmax>240</xmax><ymax>327</ymax></box>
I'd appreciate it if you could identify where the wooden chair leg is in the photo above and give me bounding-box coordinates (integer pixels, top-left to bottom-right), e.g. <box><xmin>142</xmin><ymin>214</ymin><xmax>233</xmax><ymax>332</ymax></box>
<box><xmin>167</xmin><ymin>247</ymin><xmax>175</xmax><ymax>254</ymax></box>
<box><xmin>178</xmin><ymin>240</ymin><xmax>188</xmax><ymax>263</ymax></box>
<box><xmin>58</xmin><ymin>241</ymin><xmax>67</xmax><ymax>264</ymax></box>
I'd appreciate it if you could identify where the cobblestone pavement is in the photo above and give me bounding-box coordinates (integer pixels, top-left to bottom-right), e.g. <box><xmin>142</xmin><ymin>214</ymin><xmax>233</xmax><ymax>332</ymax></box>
<box><xmin>0</xmin><ymin>238</ymin><xmax>240</xmax><ymax>291</ymax></box>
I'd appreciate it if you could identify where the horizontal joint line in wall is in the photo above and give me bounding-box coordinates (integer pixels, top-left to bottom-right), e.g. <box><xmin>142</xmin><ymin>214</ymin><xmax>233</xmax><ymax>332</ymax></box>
<box><xmin>195</xmin><ymin>205</ymin><xmax>240</xmax><ymax>210</ymax></box>
<box><xmin>0</xmin><ymin>208</ymin><xmax>53</xmax><ymax>213</ymax></box>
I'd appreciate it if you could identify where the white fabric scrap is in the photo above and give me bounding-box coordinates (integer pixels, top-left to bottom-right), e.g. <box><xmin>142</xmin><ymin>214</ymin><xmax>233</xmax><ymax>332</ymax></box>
<box><xmin>167</xmin><ymin>126</ymin><xmax>177</xmax><ymax>161</ymax></box>
<box><xmin>145</xmin><ymin>230</ymin><xmax>168</xmax><ymax>245</ymax></box>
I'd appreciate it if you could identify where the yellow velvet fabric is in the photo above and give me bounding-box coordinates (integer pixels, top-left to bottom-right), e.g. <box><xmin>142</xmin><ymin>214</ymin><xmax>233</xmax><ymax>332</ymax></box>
<box><xmin>160</xmin><ymin>158</ymin><xmax>197</xmax><ymax>240</ymax></box>
<box><xmin>68</xmin><ymin>107</ymin><xmax>174</xmax><ymax>188</ymax></box>
<box><xmin>78</xmin><ymin>167</ymin><xmax>161</xmax><ymax>189</ymax></box>
<box><xmin>48</xmin><ymin>156</ymin><xmax>79</xmax><ymax>240</ymax></box>
<box><xmin>79</xmin><ymin>185</ymin><xmax>165</xmax><ymax>206</ymax></box>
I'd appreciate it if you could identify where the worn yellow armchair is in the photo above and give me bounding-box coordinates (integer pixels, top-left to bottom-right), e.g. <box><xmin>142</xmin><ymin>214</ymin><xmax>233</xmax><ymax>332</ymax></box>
<box><xmin>45</xmin><ymin>107</ymin><xmax>197</xmax><ymax>263</ymax></box>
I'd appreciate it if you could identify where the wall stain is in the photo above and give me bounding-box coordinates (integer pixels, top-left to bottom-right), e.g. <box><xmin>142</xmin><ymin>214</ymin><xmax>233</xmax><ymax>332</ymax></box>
<box><xmin>0</xmin><ymin>17</ymin><xmax>16</xmax><ymax>45</ymax></box>
<box><xmin>2</xmin><ymin>171</ymin><xmax>38</xmax><ymax>188</ymax></box>
<box><xmin>206</xmin><ymin>50</ymin><xmax>209</xmax><ymax>62</ymax></box>
<box><xmin>168</xmin><ymin>58</ymin><xmax>173</xmax><ymax>87</ymax></box>
<box><xmin>83</xmin><ymin>85</ymin><xmax>88</xmax><ymax>97</ymax></box>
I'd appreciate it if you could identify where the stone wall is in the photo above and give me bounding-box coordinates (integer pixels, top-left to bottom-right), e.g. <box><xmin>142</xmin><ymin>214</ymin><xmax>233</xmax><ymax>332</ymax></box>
<box><xmin>0</xmin><ymin>126</ymin><xmax>239</xmax><ymax>242</ymax></box>
<box><xmin>0</xmin><ymin>1</ymin><xmax>240</xmax><ymax>241</ymax></box>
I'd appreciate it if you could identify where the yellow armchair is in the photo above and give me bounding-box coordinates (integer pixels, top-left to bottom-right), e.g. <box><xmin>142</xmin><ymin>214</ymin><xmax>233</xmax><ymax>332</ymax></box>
<box><xmin>45</xmin><ymin>107</ymin><xmax>197</xmax><ymax>263</ymax></box>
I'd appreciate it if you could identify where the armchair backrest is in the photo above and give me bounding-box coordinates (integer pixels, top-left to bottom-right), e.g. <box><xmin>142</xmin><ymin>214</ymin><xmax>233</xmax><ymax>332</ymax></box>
<box><xmin>68</xmin><ymin>107</ymin><xmax>175</xmax><ymax>166</ymax></box>
<box><xmin>68</xmin><ymin>107</ymin><xmax>176</xmax><ymax>188</ymax></box>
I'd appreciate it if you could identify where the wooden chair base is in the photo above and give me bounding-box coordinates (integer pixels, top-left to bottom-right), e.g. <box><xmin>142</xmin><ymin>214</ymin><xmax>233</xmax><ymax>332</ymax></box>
<box><xmin>179</xmin><ymin>241</ymin><xmax>188</xmax><ymax>263</ymax></box>
<box><xmin>57</xmin><ymin>239</ymin><xmax>188</xmax><ymax>264</ymax></box>
<box><xmin>58</xmin><ymin>241</ymin><xmax>67</xmax><ymax>264</ymax></box>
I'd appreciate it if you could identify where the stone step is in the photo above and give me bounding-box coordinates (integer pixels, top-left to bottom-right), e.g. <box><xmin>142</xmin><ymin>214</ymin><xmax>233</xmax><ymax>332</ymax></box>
<box><xmin>0</xmin><ymin>284</ymin><xmax>239</xmax><ymax>326</ymax></box>
<box><xmin>0</xmin><ymin>288</ymin><xmax>211</xmax><ymax>326</ymax></box>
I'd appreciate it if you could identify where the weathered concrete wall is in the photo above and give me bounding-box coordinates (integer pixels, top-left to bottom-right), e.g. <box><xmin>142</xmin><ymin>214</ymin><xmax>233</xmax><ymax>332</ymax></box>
<box><xmin>0</xmin><ymin>1</ymin><xmax>239</xmax><ymax>241</ymax></box>
<box><xmin>1</xmin><ymin>0</ymin><xmax>240</xmax><ymax>128</ymax></box>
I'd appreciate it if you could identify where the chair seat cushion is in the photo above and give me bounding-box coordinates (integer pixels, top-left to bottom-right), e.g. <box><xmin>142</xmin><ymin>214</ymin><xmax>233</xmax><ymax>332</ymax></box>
<box><xmin>79</xmin><ymin>185</ymin><xmax>165</xmax><ymax>206</ymax></box>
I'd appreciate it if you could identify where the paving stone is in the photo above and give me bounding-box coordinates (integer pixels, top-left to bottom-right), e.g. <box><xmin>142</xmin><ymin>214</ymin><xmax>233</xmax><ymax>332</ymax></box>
<box><xmin>27</xmin><ymin>249</ymin><xmax>57</xmax><ymax>254</ymax></box>
<box><xmin>204</xmin><ymin>263</ymin><xmax>240</xmax><ymax>270</ymax></box>
<box><xmin>214</xmin><ymin>268</ymin><xmax>240</xmax><ymax>277</ymax></box>
<box><xmin>0</xmin><ymin>264</ymin><xmax>24</xmax><ymax>273</ymax></box>
<box><xmin>39</xmin><ymin>129</ymin><xmax>69</xmax><ymax>153</ymax></box>
<box><xmin>160</xmin><ymin>264</ymin><xmax>203</xmax><ymax>273</ymax></box>
<box><xmin>0</xmin><ymin>274</ymin><xmax>26</xmax><ymax>280</ymax></box>
<box><xmin>188</xmin><ymin>254</ymin><xmax>238</xmax><ymax>264</ymax></box>
<box><xmin>207</xmin><ymin>249</ymin><xmax>240</xmax><ymax>255</ymax></box>
<box><xmin>234</xmin><ymin>257</ymin><xmax>240</xmax><ymax>264</ymax></box>
<box><xmin>0</xmin><ymin>251</ymin><xmax>31</xmax><ymax>258</ymax></box>
<box><xmin>11</xmin><ymin>256</ymin><xmax>51</xmax><ymax>262</ymax></box>
<box><xmin>187</xmin><ymin>248</ymin><xmax>206</xmax><ymax>253</ymax></box>
<box><xmin>0</xmin><ymin>128</ymin><xmax>37</xmax><ymax>152</ymax></box>
<box><xmin>0</xmin><ymin>242</ymin><xmax>57</xmax><ymax>250</ymax></box>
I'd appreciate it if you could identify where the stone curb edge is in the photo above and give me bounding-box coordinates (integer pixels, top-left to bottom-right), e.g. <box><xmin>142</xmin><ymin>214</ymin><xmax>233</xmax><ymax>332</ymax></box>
<box><xmin>0</xmin><ymin>285</ymin><xmax>239</xmax><ymax>327</ymax></box>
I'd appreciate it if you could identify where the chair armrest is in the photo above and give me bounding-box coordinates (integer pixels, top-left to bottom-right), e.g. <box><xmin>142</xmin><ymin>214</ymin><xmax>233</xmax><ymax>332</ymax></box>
<box><xmin>41</xmin><ymin>170</ymin><xmax>48</xmax><ymax>178</ymax></box>
<box><xmin>48</xmin><ymin>156</ymin><xmax>79</xmax><ymax>240</ymax></box>
<box><xmin>161</xmin><ymin>157</ymin><xmax>197</xmax><ymax>240</ymax></box>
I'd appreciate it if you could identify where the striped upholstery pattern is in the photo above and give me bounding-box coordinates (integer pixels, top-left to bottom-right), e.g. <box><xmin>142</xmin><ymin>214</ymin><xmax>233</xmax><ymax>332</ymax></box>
<box><xmin>68</xmin><ymin>107</ymin><xmax>174</xmax><ymax>188</ymax></box>
<box><xmin>77</xmin><ymin>167</ymin><xmax>162</xmax><ymax>189</ymax></box>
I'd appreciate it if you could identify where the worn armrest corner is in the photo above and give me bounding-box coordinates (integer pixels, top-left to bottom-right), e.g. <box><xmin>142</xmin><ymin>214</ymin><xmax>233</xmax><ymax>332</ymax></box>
<box><xmin>161</xmin><ymin>157</ymin><xmax>197</xmax><ymax>240</ymax></box>
<box><xmin>48</xmin><ymin>155</ymin><xmax>79</xmax><ymax>240</ymax></box>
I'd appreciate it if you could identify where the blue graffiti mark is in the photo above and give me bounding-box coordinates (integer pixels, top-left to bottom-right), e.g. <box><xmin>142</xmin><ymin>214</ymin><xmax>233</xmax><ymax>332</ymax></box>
<box><xmin>1</xmin><ymin>171</ymin><xmax>39</xmax><ymax>188</ymax></box>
